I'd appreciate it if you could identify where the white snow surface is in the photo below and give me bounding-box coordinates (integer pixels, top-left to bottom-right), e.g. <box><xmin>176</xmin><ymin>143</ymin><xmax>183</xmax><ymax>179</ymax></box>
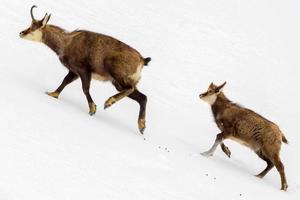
<box><xmin>1</xmin><ymin>0</ymin><xmax>300</xmax><ymax>199</ymax></box>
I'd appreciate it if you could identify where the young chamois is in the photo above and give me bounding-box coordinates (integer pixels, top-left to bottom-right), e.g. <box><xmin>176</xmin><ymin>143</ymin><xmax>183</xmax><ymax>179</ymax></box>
<box><xmin>199</xmin><ymin>82</ymin><xmax>288</xmax><ymax>191</ymax></box>
<box><xmin>19</xmin><ymin>6</ymin><xmax>151</xmax><ymax>134</ymax></box>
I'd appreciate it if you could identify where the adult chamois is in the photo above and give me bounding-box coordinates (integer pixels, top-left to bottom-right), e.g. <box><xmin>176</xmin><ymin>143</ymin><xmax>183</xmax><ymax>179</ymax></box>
<box><xmin>20</xmin><ymin>5</ymin><xmax>151</xmax><ymax>134</ymax></box>
<box><xmin>199</xmin><ymin>82</ymin><xmax>288</xmax><ymax>191</ymax></box>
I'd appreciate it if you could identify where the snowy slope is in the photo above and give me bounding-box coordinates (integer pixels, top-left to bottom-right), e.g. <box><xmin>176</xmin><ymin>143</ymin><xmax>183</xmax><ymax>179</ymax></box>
<box><xmin>1</xmin><ymin>0</ymin><xmax>300</xmax><ymax>199</ymax></box>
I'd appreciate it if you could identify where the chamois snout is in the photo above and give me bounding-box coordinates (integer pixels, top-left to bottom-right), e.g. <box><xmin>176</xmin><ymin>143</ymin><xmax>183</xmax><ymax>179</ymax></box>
<box><xmin>19</xmin><ymin>30</ymin><xmax>26</xmax><ymax>37</ymax></box>
<box><xmin>199</xmin><ymin>93</ymin><xmax>205</xmax><ymax>98</ymax></box>
<box><xmin>19</xmin><ymin>29</ymin><xmax>30</xmax><ymax>38</ymax></box>
<box><xmin>19</xmin><ymin>31</ymin><xmax>25</xmax><ymax>38</ymax></box>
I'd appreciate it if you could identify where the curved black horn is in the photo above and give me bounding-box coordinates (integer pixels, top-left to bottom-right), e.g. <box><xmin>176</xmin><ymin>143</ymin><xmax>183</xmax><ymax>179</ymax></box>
<box><xmin>30</xmin><ymin>5</ymin><xmax>37</xmax><ymax>20</ymax></box>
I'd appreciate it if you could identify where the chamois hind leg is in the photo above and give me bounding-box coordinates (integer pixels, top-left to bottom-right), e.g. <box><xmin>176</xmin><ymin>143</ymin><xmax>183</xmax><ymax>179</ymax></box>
<box><xmin>79</xmin><ymin>71</ymin><xmax>96</xmax><ymax>116</ymax></box>
<box><xmin>47</xmin><ymin>70</ymin><xmax>78</xmax><ymax>98</ymax></box>
<box><xmin>270</xmin><ymin>153</ymin><xmax>288</xmax><ymax>191</ymax></box>
<box><xmin>111</xmin><ymin>82</ymin><xmax>147</xmax><ymax>134</ymax></box>
<box><xmin>201</xmin><ymin>132</ymin><xmax>226</xmax><ymax>157</ymax></box>
<box><xmin>127</xmin><ymin>89</ymin><xmax>147</xmax><ymax>134</ymax></box>
<box><xmin>255</xmin><ymin>150</ymin><xmax>274</xmax><ymax>178</ymax></box>
<box><xmin>103</xmin><ymin>57</ymin><xmax>140</xmax><ymax>109</ymax></box>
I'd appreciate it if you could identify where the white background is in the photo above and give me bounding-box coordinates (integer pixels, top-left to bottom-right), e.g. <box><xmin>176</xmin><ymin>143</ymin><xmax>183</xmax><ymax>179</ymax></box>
<box><xmin>0</xmin><ymin>0</ymin><xmax>299</xmax><ymax>199</ymax></box>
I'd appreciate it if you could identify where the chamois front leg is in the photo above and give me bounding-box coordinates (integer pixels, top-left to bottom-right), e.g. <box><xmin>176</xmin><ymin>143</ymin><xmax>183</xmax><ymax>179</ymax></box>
<box><xmin>104</xmin><ymin>88</ymin><xmax>135</xmax><ymax>109</ymax></box>
<box><xmin>47</xmin><ymin>71</ymin><xmax>78</xmax><ymax>98</ymax></box>
<box><xmin>201</xmin><ymin>133</ymin><xmax>226</xmax><ymax>157</ymax></box>
<box><xmin>79</xmin><ymin>72</ymin><xmax>96</xmax><ymax>116</ymax></box>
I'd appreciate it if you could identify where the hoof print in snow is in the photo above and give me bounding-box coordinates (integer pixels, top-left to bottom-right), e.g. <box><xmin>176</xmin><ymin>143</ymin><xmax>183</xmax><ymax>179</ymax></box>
<box><xmin>157</xmin><ymin>146</ymin><xmax>170</xmax><ymax>152</ymax></box>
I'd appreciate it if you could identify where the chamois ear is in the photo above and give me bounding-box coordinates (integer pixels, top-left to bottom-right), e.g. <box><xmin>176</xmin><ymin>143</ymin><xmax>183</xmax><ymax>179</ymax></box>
<box><xmin>41</xmin><ymin>13</ymin><xmax>51</xmax><ymax>28</ymax></box>
<box><xmin>216</xmin><ymin>81</ymin><xmax>226</xmax><ymax>92</ymax></box>
<box><xmin>209</xmin><ymin>82</ymin><xmax>214</xmax><ymax>89</ymax></box>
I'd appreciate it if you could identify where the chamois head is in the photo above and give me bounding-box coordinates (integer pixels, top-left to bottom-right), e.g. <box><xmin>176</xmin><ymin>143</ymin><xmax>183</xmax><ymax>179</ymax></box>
<box><xmin>19</xmin><ymin>5</ymin><xmax>51</xmax><ymax>42</ymax></box>
<box><xmin>199</xmin><ymin>82</ymin><xmax>226</xmax><ymax>105</ymax></box>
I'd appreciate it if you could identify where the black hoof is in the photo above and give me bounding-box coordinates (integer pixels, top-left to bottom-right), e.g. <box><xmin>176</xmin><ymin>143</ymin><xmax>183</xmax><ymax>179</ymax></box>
<box><xmin>139</xmin><ymin>127</ymin><xmax>145</xmax><ymax>135</ymax></box>
<box><xmin>89</xmin><ymin>111</ymin><xmax>96</xmax><ymax>116</ymax></box>
<box><xmin>104</xmin><ymin>104</ymin><xmax>111</xmax><ymax>110</ymax></box>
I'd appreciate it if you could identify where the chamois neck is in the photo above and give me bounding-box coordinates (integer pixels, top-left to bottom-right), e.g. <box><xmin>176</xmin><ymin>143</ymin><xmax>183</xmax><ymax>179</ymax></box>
<box><xmin>42</xmin><ymin>25</ymin><xmax>69</xmax><ymax>55</ymax></box>
<box><xmin>211</xmin><ymin>93</ymin><xmax>231</xmax><ymax>116</ymax></box>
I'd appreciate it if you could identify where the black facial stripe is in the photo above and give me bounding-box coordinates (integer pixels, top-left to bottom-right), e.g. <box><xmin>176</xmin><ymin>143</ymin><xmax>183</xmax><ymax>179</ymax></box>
<box><xmin>201</xmin><ymin>92</ymin><xmax>208</xmax><ymax>97</ymax></box>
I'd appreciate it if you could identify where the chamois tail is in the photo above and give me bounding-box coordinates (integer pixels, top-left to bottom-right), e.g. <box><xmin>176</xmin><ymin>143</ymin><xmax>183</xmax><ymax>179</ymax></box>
<box><xmin>282</xmin><ymin>134</ymin><xmax>289</xmax><ymax>144</ymax></box>
<box><xmin>143</xmin><ymin>57</ymin><xmax>152</xmax><ymax>66</ymax></box>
